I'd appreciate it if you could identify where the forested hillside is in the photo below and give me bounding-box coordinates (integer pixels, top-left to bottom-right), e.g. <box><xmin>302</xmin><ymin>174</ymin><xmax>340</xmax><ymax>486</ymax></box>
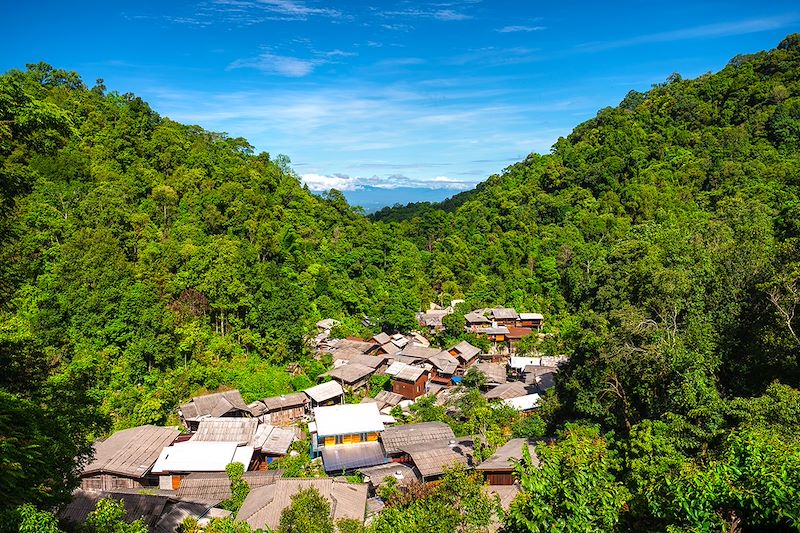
<box><xmin>2</xmin><ymin>35</ymin><xmax>800</xmax><ymax>532</ymax></box>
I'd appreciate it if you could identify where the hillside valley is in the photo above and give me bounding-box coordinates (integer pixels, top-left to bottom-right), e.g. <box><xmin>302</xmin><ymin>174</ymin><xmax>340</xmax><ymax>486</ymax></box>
<box><xmin>1</xmin><ymin>35</ymin><xmax>800</xmax><ymax>532</ymax></box>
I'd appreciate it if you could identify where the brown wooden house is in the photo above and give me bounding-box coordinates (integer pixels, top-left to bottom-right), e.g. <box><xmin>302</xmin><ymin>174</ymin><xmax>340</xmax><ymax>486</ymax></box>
<box><xmin>81</xmin><ymin>425</ymin><xmax>180</xmax><ymax>491</ymax></box>
<box><xmin>386</xmin><ymin>362</ymin><xmax>428</xmax><ymax>399</ymax></box>
<box><xmin>426</xmin><ymin>351</ymin><xmax>459</xmax><ymax>385</ymax></box>
<box><xmin>448</xmin><ymin>340</ymin><xmax>481</xmax><ymax>371</ymax></box>
<box><xmin>476</xmin><ymin>438</ymin><xmax>538</xmax><ymax>485</ymax></box>
<box><xmin>488</xmin><ymin>308</ymin><xmax>519</xmax><ymax>327</ymax></box>
<box><xmin>250</xmin><ymin>392</ymin><xmax>309</xmax><ymax>426</ymax></box>
<box><xmin>517</xmin><ymin>313</ymin><xmax>544</xmax><ymax>330</ymax></box>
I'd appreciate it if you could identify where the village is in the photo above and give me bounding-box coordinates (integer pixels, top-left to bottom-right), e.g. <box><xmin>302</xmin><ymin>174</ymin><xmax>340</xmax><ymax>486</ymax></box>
<box><xmin>62</xmin><ymin>306</ymin><xmax>566</xmax><ymax>531</ymax></box>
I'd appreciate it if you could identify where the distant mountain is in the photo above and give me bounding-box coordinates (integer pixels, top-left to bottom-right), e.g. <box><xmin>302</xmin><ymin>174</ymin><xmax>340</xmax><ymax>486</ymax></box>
<box><xmin>337</xmin><ymin>186</ymin><xmax>462</xmax><ymax>213</ymax></box>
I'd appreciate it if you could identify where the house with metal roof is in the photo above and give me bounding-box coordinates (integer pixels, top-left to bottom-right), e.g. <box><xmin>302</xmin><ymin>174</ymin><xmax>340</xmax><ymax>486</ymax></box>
<box><xmin>448</xmin><ymin>340</ymin><xmax>481</xmax><ymax>369</ymax></box>
<box><xmin>380</xmin><ymin>422</ymin><xmax>455</xmax><ymax>456</ymax></box>
<box><xmin>152</xmin><ymin>441</ymin><xmax>255</xmax><ymax>490</ymax></box>
<box><xmin>310</xmin><ymin>403</ymin><xmax>387</xmax><ymax>473</ymax></box>
<box><xmin>426</xmin><ymin>351</ymin><xmax>460</xmax><ymax>385</ymax></box>
<box><xmin>504</xmin><ymin>393</ymin><xmax>541</xmax><ymax>412</ymax></box>
<box><xmin>385</xmin><ymin>361</ymin><xmax>428</xmax><ymax>399</ymax></box>
<box><xmin>175</xmin><ymin>471</ymin><xmax>282</xmax><ymax>506</ymax></box>
<box><xmin>517</xmin><ymin>312</ymin><xmax>544</xmax><ymax>330</ymax></box>
<box><xmin>304</xmin><ymin>380</ymin><xmax>344</xmax><ymax>407</ymax></box>
<box><xmin>248</xmin><ymin>392</ymin><xmax>309</xmax><ymax>425</ymax></box>
<box><xmin>178</xmin><ymin>390</ymin><xmax>252</xmax><ymax>431</ymax></box>
<box><xmin>484</xmin><ymin>381</ymin><xmax>530</xmax><ymax>401</ymax></box>
<box><xmin>322</xmin><ymin>362</ymin><xmax>376</xmax><ymax>391</ymax></box>
<box><xmin>190</xmin><ymin>417</ymin><xmax>258</xmax><ymax>446</ymax></box>
<box><xmin>80</xmin><ymin>425</ymin><xmax>181</xmax><ymax>491</ymax></box>
<box><xmin>403</xmin><ymin>438</ymin><xmax>476</xmax><ymax>481</ymax></box>
<box><xmin>237</xmin><ymin>478</ymin><xmax>368</xmax><ymax>531</ymax></box>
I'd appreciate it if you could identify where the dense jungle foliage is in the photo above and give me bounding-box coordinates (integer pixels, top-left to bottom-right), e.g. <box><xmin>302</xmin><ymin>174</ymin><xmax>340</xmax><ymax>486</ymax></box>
<box><xmin>2</xmin><ymin>35</ymin><xmax>800</xmax><ymax>532</ymax></box>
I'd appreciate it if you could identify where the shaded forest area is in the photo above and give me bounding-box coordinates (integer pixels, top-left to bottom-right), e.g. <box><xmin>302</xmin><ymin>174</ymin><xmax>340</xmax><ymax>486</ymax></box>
<box><xmin>2</xmin><ymin>35</ymin><xmax>800</xmax><ymax>531</ymax></box>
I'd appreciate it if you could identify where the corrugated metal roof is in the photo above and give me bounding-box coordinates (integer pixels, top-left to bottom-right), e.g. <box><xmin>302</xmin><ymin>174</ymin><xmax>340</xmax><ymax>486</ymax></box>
<box><xmin>179</xmin><ymin>390</ymin><xmax>250</xmax><ymax>420</ymax></box>
<box><xmin>451</xmin><ymin>340</ymin><xmax>481</xmax><ymax>361</ymax></box>
<box><xmin>372</xmin><ymin>332</ymin><xmax>391</xmax><ymax>345</ymax></box>
<box><xmin>386</xmin><ymin>361</ymin><xmax>426</xmax><ymax>382</ymax></box>
<box><xmin>260</xmin><ymin>393</ymin><xmax>308</xmax><ymax>412</ymax></box>
<box><xmin>408</xmin><ymin>446</ymin><xmax>469</xmax><ymax>479</ymax></box>
<box><xmin>321</xmin><ymin>442</ymin><xmax>387</xmax><ymax>472</ymax></box>
<box><xmin>489</xmin><ymin>308</ymin><xmax>518</xmax><ymax>320</ymax></box>
<box><xmin>427</xmin><ymin>352</ymin><xmax>459</xmax><ymax>374</ymax></box>
<box><xmin>380</xmin><ymin>422</ymin><xmax>455</xmax><ymax>455</ymax></box>
<box><xmin>60</xmin><ymin>490</ymin><xmax>168</xmax><ymax>528</ymax></box>
<box><xmin>83</xmin><ymin>425</ymin><xmax>180</xmax><ymax>478</ymax></box>
<box><xmin>313</xmin><ymin>403</ymin><xmax>384</xmax><ymax>437</ymax></box>
<box><xmin>474</xmin><ymin>363</ymin><xmax>507</xmax><ymax>385</ymax></box>
<box><xmin>152</xmin><ymin>441</ymin><xmax>254</xmax><ymax>473</ymax></box>
<box><xmin>238</xmin><ymin>479</ymin><xmax>368</xmax><ymax>531</ymax></box>
<box><xmin>324</xmin><ymin>363</ymin><xmax>376</xmax><ymax>384</ymax></box>
<box><xmin>503</xmin><ymin>394</ymin><xmax>541</xmax><ymax>411</ymax></box>
<box><xmin>304</xmin><ymin>381</ymin><xmax>344</xmax><ymax>403</ymax></box>
<box><xmin>484</xmin><ymin>382</ymin><xmax>529</xmax><ymax>401</ymax></box>
<box><xmin>191</xmin><ymin>418</ymin><xmax>258</xmax><ymax>445</ymax></box>
<box><xmin>400</xmin><ymin>345</ymin><xmax>442</xmax><ymax>359</ymax></box>
<box><xmin>175</xmin><ymin>471</ymin><xmax>281</xmax><ymax>505</ymax></box>
<box><xmin>518</xmin><ymin>313</ymin><xmax>544</xmax><ymax>320</ymax></box>
<box><xmin>252</xmin><ymin>425</ymin><xmax>296</xmax><ymax>455</ymax></box>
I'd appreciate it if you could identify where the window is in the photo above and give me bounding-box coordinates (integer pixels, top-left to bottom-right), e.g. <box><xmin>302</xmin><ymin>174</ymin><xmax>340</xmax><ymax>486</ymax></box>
<box><xmin>335</xmin><ymin>435</ymin><xmax>343</xmax><ymax>445</ymax></box>
<box><xmin>360</xmin><ymin>432</ymin><xmax>368</xmax><ymax>442</ymax></box>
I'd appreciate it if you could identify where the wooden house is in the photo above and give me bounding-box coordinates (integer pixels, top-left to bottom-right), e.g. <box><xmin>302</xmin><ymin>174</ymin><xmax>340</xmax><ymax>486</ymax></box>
<box><xmin>448</xmin><ymin>340</ymin><xmax>481</xmax><ymax>371</ymax></box>
<box><xmin>403</xmin><ymin>438</ymin><xmax>476</xmax><ymax>481</ymax></box>
<box><xmin>476</xmin><ymin>438</ymin><xmax>538</xmax><ymax>485</ymax></box>
<box><xmin>304</xmin><ymin>380</ymin><xmax>345</xmax><ymax>407</ymax></box>
<box><xmin>483</xmin><ymin>326</ymin><xmax>510</xmax><ymax>343</ymax></box>
<box><xmin>488</xmin><ymin>308</ymin><xmax>518</xmax><ymax>327</ymax></box>
<box><xmin>464</xmin><ymin>311</ymin><xmax>491</xmax><ymax>331</ymax></box>
<box><xmin>249</xmin><ymin>392</ymin><xmax>309</xmax><ymax>426</ymax></box>
<box><xmin>426</xmin><ymin>351</ymin><xmax>460</xmax><ymax>385</ymax></box>
<box><xmin>178</xmin><ymin>390</ymin><xmax>253</xmax><ymax>431</ymax></box>
<box><xmin>323</xmin><ymin>362</ymin><xmax>376</xmax><ymax>391</ymax></box>
<box><xmin>385</xmin><ymin>361</ymin><xmax>428</xmax><ymax>399</ymax></box>
<box><xmin>310</xmin><ymin>403</ymin><xmax>387</xmax><ymax>473</ymax></box>
<box><xmin>80</xmin><ymin>425</ymin><xmax>180</xmax><ymax>491</ymax></box>
<box><xmin>473</xmin><ymin>362</ymin><xmax>508</xmax><ymax>387</ymax></box>
<box><xmin>61</xmin><ymin>490</ymin><xmax>176</xmax><ymax>530</ymax></box>
<box><xmin>517</xmin><ymin>313</ymin><xmax>544</xmax><ymax>330</ymax></box>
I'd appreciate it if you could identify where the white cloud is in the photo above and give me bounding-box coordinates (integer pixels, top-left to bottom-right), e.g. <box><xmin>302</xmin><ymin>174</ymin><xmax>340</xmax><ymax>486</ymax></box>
<box><xmin>497</xmin><ymin>25</ymin><xmax>546</xmax><ymax>33</ymax></box>
<box><xmin>228</xmin><ymin>52</ymin><xmax>324</xmax><ymax>76</ymax></box>
<box><xmin>300</xmin><ymin>172</ymin><xmax>476</xmax><ymax>191</ymax></box>
<box><xmin>578</xmin><ymin>15</ymin><xmax>797</xmax><ymax>51</ymax></box>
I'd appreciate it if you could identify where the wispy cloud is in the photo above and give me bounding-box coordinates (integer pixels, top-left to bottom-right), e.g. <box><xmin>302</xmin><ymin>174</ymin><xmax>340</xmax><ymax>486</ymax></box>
<box><xmin>381</xmin><ymin>8</ymin><xmax>473</xmax><ymax>21</ymax></box>
<box><xmin>496</xmin><ymin>25</ymin><xmax>546</xmax><ymax>33</ymax></box>
<box><xmin>228</xmin><ymin>52</ymin><xmax>324</xmax><ymax>76</ymax></box>
<box><xmin>578</xmin><ymin>15</ymin><xmax>797</xmax><ymax>51</ymax></box>
<box><xmin>254</xmin><ymin>0</ymin><xmax>341</xmax><ymax>18</ymax></box>
<box><xmin>301</xmin><ymin>172</ymin><xmax>474</xmax><ymax>191</ymax></box>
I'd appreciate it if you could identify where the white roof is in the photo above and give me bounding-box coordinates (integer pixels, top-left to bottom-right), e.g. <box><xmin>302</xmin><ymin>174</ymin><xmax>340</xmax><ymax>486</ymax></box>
<box><xmin>509</xmin><ymin>356</ymin><xmax>541</xmax><ymax>370</ymax></box>
<box><xmin>503</xmin><ymin>394</ymin><xmax>541</xmax><ymax>411</ymax></box>
<box><xmin>313</xmin><ymin>403</ymin><xmax>384</xmax><ymax>437</ymax></box>
<box><xmin>519</xmin><ymin>313</ymin><xmax>544</xmax><ymax>320</ymax></box>
<box><xmin>304</xmin><ymin>381</ymin><xmax>344</xmax><ymax>403</ymax></box>
<box><xmin>385</xmin><ymin>361</ymin><xmax>407</xmax><ymax>376</ymax></box>
<box><xmin>152</xmin><ymin>441</ymin><xmax>254</xmax><ymax>473</ymax></box>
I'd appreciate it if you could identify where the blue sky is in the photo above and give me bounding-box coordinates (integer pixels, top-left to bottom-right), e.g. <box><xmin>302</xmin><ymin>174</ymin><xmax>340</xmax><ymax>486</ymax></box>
<box><xmin>2</xmin><ymin>1</ymin><xmax>799</xmax><ymax>207</ymax></box>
